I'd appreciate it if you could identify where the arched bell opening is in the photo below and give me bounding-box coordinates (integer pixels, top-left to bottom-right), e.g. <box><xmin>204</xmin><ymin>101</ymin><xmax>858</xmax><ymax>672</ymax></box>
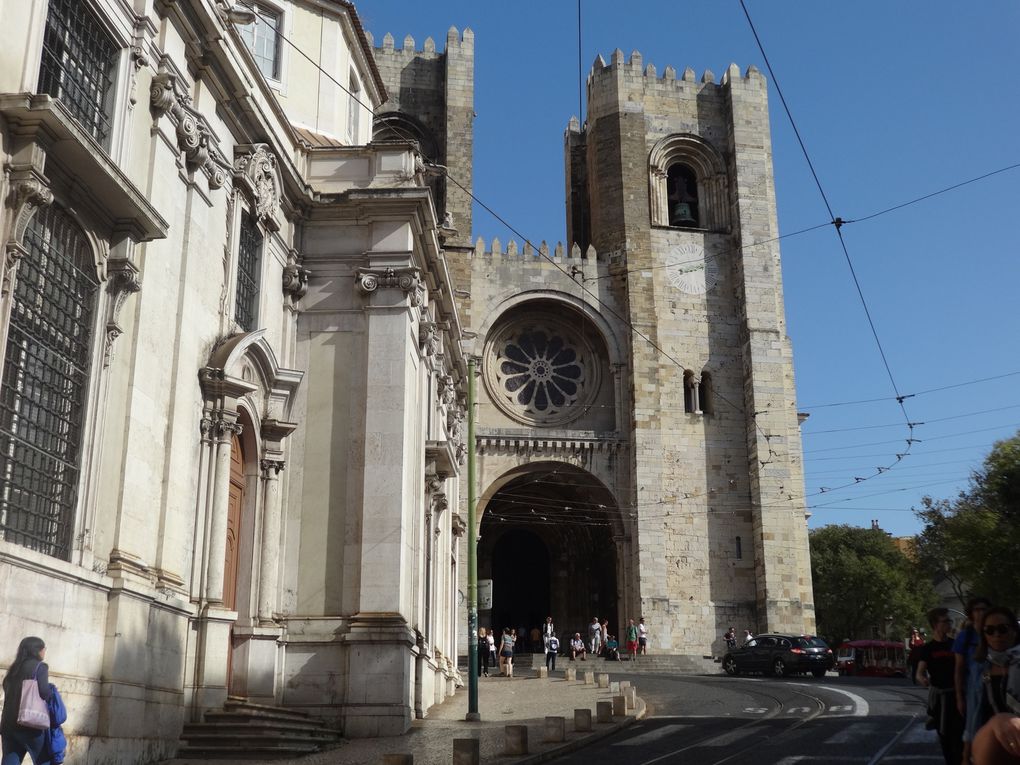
<box><xmin>477</xmin><ymin>464</ymin><xmax>623</xmax><ymax>651</ymax></box>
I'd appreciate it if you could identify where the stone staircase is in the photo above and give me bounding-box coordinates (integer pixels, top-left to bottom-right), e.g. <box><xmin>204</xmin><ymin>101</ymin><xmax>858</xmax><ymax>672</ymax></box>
<box><xmin>173</xmin><ymin>698</ymin><xmax>344</xmax><ymax>760</ymax></box>
<box><xmin>526</xmin><ymin>652</ymin><xmax>722</xmax><ymax>675</ymax></box>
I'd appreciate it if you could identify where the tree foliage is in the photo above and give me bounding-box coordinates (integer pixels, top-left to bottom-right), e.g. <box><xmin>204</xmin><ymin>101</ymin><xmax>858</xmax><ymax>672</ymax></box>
<box><xmin>914</xmin><ymin>431</ymin><xmax>1020</xmax><ymax>610</ymax></box>
<box><xmin>810</xmin><ymin>524</ymin><xmax>936</xmax><ymax>643</ymax></box>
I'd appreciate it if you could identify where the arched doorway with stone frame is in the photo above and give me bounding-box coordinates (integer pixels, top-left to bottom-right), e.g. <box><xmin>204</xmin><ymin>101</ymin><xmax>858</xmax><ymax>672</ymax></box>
<box><xmin>477</xmin><ymin>462</ymin><xmax>630</xmax><ymax>655</ymax></box>
<box><xmin>188</xmin><ymin>329</ymin><xmax>302</xmax><ymax>717</ymax></box>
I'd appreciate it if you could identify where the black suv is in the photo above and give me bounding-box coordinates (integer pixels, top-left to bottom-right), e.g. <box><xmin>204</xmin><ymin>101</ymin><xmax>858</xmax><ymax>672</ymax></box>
<box><xmin>722</xmin><ymin>634</ymin><xmax>834</xmax><ymax>678</ymax></box>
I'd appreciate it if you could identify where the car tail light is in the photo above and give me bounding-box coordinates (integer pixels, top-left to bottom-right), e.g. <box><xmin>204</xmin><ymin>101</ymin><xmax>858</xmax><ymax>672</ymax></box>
<box><xmin>826</xmin><ymin>649</ymin><xmax>833</xmax><ymax>654</ymax></box>
<box><xmin>791</xmin><ymin>648</ymin><xmax>804</xmax><ymax>654</ymax></box>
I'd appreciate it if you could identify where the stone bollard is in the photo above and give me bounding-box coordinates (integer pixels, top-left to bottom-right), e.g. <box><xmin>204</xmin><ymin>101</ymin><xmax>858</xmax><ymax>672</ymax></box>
<box><xmin>452</xmin><ymin>738</ymin><xmax>479</xmax><ymax>765</ymax></box>
<box><xmin>537</xmin><ymin>667</ymin><xmax>548</xmax><ymax>679</ymax></box>
<box><xmin>381</xmin><ymin>756</ymin><xmax>413</xmax><ymax>765</ymax></box>
<box><xmin>504</xmin><ymin>725</ymin><xmax>528</xmax><ymax>756</ymax></box>
<box><xmin>574</xmin><ymin>708</ymin><xmax>593</xmax><ymax>732</ymax></box>
<box><xmin>583</xmin><ymin>670</ymin><xmax>595</xmax><ymax>685</ymax></box>
<box><xmin>625</xmin><ymin>686</ymin><xmax>637</xmax><ymax>710</ymax></box>
<box><xmin>597</xmin><ymin>673</ymin><xmax>610</xmax><ymax>688</ymax></box>
<box><xmin>609</xmin><ymin>681</ymin><xmax>620</xmax><ymax>693</ymax></box>
<box><xmin>596</xmin><ymin>700</ymin><xmax>613</xmax><ymax>723</ymax></box>
<box><xmin>612</xmin><ymin>695</ymin><xmax>627</xmax><ymax>717</ymax></box>
<box><xmin>564</xmin><ymin>667</ymin><xmax>576</xmax><ymax>681</ymax></box>
<box><xmin>544</xmin><ymin>716</ymin><xmax>566</xmax><ymax>743</ymax></box>
<box><xmin>619</xmin><ymin>680</ymin><xmax>631</xmax><ymax>689</ymax></box>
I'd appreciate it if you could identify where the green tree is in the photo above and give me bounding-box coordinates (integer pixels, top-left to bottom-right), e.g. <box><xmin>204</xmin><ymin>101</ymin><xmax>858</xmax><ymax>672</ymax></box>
<box><xmin>810</xmin><ymin>524</ymin><xmax>935</xmax><ymax>643</ymax></box>
<box><xmin>914</xmin><ymin>431</ymin><xmax>1020</xmax><ymax>609</ymax></box>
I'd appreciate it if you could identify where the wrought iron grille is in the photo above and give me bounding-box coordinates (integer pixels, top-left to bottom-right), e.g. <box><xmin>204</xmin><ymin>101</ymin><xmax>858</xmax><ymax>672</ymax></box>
<box><xmin>37</xmin><ymin>0</ymin><xmax>118</xmax><ymax>145</ymax></box>
<box><xmin>0</xmin><ymin>205</ymin><xmax>98</xmax><ymax>559</ymax></box>
<box><xmin>235</xmin><ymin>212</ymin><xmax>262</xmax><ymax>331</ymax></box>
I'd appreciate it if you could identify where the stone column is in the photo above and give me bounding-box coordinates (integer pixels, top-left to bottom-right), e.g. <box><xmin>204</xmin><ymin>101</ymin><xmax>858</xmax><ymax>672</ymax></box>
<box><xmin>205</xmin><ymin>415</ymin><xmax>241</xmax><ymax>604</ymax></box>
<box><xmin>257</xmin><ymin>457</ymin><xmax>285</xmax><ymax>622</ymax></box>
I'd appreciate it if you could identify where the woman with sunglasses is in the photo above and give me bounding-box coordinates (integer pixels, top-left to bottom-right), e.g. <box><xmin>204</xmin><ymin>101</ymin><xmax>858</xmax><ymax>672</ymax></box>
<box><xmin>973</xmin><ymin>608</ymin><xmax>1020</xmax><ymax>729</ymax></box>
<box><xmin>958</xmin><ymin>597</ymin><xmax>994</xmax><ymax>762</ymax></box>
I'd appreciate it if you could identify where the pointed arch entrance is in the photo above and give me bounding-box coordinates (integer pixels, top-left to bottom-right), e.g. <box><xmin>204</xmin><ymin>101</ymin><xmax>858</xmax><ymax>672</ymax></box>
<box><xmin>478</xmin><ymin>464</ymin><xmax>623</xmax><ymax>650</ymax></box>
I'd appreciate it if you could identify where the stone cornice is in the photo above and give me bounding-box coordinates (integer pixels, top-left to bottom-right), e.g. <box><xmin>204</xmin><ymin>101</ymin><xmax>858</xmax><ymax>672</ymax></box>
<box><xmin>476</xmin><ymin>433</ymin><xmax>626</xmax><ymax>457</ymax></box>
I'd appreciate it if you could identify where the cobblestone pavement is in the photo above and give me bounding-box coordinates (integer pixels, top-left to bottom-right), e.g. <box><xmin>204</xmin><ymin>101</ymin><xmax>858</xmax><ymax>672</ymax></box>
<box><xmin>166</xmin><ymin>665</ymin><xmax>645</xmax><ymax>765</ymax></box>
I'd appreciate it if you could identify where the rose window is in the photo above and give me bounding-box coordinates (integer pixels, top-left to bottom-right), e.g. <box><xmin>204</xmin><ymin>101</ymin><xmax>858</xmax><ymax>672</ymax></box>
<box><xmin>485</xmin><ymin>318</ymin><xmax>600</xmax><ymax>426</ymax></box>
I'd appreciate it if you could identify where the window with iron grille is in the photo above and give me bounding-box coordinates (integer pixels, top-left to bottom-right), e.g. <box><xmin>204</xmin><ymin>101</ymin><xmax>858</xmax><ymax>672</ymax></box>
<box><xmin>0</xmin><ymin>205</ymin><xmax>99</xmax><ymax>559</ymax></box>
<box><xmin>37</xmin><ymin>0</ymin><xmax>119</xmax><ymax>146</ymax></box>
<box><xmin>235</xmin><ymin>212</ymin><xmax>262</xmax><ymax>331</ymax></box>
<box><xmin>237</xmin><ymin>2</ymin><xmax>282</xmax><ymax>81</ymax></box>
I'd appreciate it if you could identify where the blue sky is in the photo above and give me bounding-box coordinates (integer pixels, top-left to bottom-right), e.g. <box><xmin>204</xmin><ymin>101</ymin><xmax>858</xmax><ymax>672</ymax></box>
<box><xmin>360</xmin><ymin>1</ymin><xmax>1020</xmax><ymax>537</ymax></box>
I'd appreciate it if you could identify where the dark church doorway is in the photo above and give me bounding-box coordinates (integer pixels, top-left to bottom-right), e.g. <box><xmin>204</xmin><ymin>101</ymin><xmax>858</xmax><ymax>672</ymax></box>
<box><xmin>479</xmin><ymin>464</ymin><xmax>622</xmax><ymax>652</ymax></box>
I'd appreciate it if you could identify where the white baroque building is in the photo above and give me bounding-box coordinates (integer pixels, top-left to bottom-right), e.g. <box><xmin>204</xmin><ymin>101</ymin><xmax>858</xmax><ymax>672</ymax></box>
<box><xmin>0</xmin><ymin>0</ymin><xmax>470</xmax><ymax>760</ymax></box>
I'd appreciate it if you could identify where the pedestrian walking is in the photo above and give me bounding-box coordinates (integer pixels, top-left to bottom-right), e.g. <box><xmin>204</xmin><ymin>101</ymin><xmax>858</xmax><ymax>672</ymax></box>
<box><xmin>972</xmin><ymin>607</ymin><xmax>1020</xmax><ymax>732</ymax></box>
<box><xmin>956</xmin><ymin>596</ymin><xmax>993</xmax><ymax>763</ymax></box>
<box><xmin>638</xmin><ymin>617</ymin><xmax>649</xmax><ymax>655</ymax></box>
<box><xmin>588</xmin><ymin>617</ymin><xmax>602</xmax><ymax>655</ymax></box>
<box><xmin>2</xmin><ymin>636</ymin><xmax>53</xmax><ymax>765</ymax></box>
<box><xmin>546</xmin><ymin>635</ymin><xmax>560</xmax><ymax>672</ymax></box>
<box><xmin>908</xmin><ymin>626</ymin><xmax>926</xmax><ymax>686</ymax></box>
<box><xmin>487</xmin><ymin>628</ymin><xmax>497</xmax><ymax>671</ymax></box>
<box><xmin>724</xmin><ymin>627</ymin><xmax>737</xmax><ymax>650</ymax></box>
<box><xmin>478</xmin><ymin>628</ymin><xmax>490</xmax><ymax>677</ymax></box>
<box><xmin>916</xmin><ymin>608</ymin><xmax>963</xmax><ymax>765</ymax></box>
<box><xmin>542</xmin><ymin>616</ymin><xmax>556</xmax><ymax>652</ymax></box>
<box><xmin>626</xmin><ymin>619</ymin><xmax>639</xmax><ymax>661</ymax></box>
<box><xmin>500</xmin><ymin>628</ymin><xmax>515</xmax><ymax>679</ymax></box>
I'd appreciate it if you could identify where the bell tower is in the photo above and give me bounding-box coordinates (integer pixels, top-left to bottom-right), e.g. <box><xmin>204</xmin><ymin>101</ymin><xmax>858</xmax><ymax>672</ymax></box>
<box><xmin>566</xmin><ymin>50</ymin><xmax>815</xmax><ymax>648</ymax></box>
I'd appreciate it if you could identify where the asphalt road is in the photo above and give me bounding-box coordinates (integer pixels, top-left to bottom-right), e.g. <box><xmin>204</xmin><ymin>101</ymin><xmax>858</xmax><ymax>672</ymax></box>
<box><xmin>551</xmin><ymin>673</ymin><xmax>942</xmax><ymax>765</ymax></box>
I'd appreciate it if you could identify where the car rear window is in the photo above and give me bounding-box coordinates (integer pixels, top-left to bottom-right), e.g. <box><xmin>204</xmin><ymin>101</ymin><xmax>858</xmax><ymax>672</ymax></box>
<box><xmin>795</xmin><ymin>636</ymin><xmax>828</xmax><ymax>649</ymax></box>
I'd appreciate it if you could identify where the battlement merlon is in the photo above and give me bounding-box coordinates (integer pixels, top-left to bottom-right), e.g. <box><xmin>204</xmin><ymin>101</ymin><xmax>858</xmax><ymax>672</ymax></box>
<box><xmin>585</xmin><ymin>48</ymin><xmax>766</xmax><ymax>93</ymax></box>
<box><xmin>369</xmin><ymin>26</ymin><xmax>474</xmax><ymax>59</ymax></box>
<box><xmin>471</xmin><ymin>238</ymin><xmax>605</xmax><ymax>264</ymax></box>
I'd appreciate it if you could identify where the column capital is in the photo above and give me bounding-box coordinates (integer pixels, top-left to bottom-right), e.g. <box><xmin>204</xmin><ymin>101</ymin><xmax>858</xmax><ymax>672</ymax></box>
<box><xmin>355</xmin><ymin>266</ymin><xmax>425</xmax><ymax>307</ymax></box>
<box><xmin>260</xmin><ymin>457</ymin><xmax>285</xmax><ymax>476</ymax></box>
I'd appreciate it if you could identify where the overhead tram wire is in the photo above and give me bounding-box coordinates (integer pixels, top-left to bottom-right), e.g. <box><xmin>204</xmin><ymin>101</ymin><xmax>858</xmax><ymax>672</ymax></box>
<box><xmin>800</xmin><ymin>370</ymin><xmax>1020</xmax><ymax>410</ymax></box>
<box><xmin>251</xmin><ymin>8</ymin><xmax>1007</xmax><ymax>505</ymax></box>
<box><xmin>739</xmin><ymin>0</ymin><xmax>918</xmax><ymax>488</ymax></box>
<box><xmin>802</xmin><ymin>402</ymin><xmax>1020</xmax><ymax>436</ymax></box>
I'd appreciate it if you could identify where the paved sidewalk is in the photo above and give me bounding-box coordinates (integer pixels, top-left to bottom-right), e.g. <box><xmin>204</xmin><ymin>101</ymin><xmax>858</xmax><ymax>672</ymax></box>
<box><xmin>167</xmin><ymin>665</ymin><xmax>645</xmax><ymax>765</ymax></box>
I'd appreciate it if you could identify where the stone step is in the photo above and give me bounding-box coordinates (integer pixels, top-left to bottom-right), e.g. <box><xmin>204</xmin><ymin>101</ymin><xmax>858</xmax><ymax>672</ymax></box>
<box><xmin>204</xmin><ymin>709</ymin><xmax>325</xmax><ymax>725</ymax></box>
<box><xmin>182</xmin><ymin>724</ymin><xmax>341</xmax><ymax>742</ymax></box>
<box><xmin>223</xmin><ymin>698</ymin><xmax>311</xmax><ymax>717</ymax></box>
<box><xmin>183</xmin><ymin>720</ymin><xmax>333</xmax><ymax>736</ymax></box>
<box><xmin>175</xmin><ymin>743</ymin><xmax>320</xmax><ymax>760</ymax></box>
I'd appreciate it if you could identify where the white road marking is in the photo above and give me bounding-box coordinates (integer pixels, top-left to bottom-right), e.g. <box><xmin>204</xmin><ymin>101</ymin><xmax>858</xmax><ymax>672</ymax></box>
<box><xmin>901</xmin><ymin>722</ymin><xmax>937</xmax><ymax>744</ymax></box>
<box><xmin>744</xmin><ymin>707</ymin><xmax>769</xmax><ymax>714</ymax></box>
<box><xmin>828</xmin><ymin>705</ymin><xmax>854</xmax><ymax>713</ymax></box>
<box><xmin>786</xmin><ymin>706</ymin><xmax>812</xmax><ymax>714</ymax></box>
<box><xmin>613</xmin><ymin>724</ymin><xmax>691</xmax><ymax>746</ymax></box>
<box><xmin>825</xmin><ymin>722</ymin><xmax>878</xmax><ymax>744</ymax></box>
<box><xmin>816</xmin><ymin>684</ymin><xmax>871</xmax><ymax>717</ymax></box>
<box><xmin>703</xmin><ymin>728</ymin><xmax>756</xmax><ymax>747</ymax></box>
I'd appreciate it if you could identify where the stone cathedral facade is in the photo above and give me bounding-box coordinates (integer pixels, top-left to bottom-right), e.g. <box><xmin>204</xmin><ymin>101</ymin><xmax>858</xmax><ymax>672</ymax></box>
<box><xmin>0</xmin><ymin>0</ymin><xmax>812</xmax><ymax>762</ymax></box>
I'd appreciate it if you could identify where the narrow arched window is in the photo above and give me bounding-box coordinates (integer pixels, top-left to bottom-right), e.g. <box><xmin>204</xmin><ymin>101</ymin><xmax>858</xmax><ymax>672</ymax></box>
<box><xmin>667</xmin><ymin>164</ymin><xmax>699</xmax><ymax>228</ymax></box>
<box><xmin>0</xmin><ymin>204</ymin><xmax>99</xmax><ymax>559</ymax></box>
<box><xmin>683</xmin><ymin>370</ymin><xmax>696</xmax><ymax>414</ymax></box>
<box><xmin>700</xmin><ymin>371</ymin><xmax>712</xmax><ymax>414</ymax></box>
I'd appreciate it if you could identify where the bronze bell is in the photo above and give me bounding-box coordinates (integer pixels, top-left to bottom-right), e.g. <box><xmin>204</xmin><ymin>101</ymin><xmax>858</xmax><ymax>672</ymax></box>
<box><xmin>671</xmin><ymin>201</ymin><xmax>696</xmax><ymax>226</ymax></box>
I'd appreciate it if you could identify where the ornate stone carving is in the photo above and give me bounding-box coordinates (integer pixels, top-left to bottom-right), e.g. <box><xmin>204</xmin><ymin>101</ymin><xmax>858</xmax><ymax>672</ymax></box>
<box><xmin>3</xmin><ymin>175</ymin><xmax>53</xmax><ymax>298</ymax></box>
<box><xmin>419</xmin><ymin>321</ymin><xmax>440</xmax><ymax>358</ymax></box>
<box><xmin>437</xmin><ymin>375</ymin><xmax>456</xmax><ymax>407</ymax></box>
<box><xmin>433</xmin><ymin>492</ymin><xmax>449</xmax><ymax>516</ymax></box>
<box><xmin>129</xmin><ymin>46</ymin><xmax>150</xmax><ymax>106</ymax></box>
<box><xmin>200</xmin><ymin>412</ymin><xmax>243</xmax><ymax>441</ymax></box>
<box><xmin>150</xmin><ymin>70</ymin><xmax>229</xmax><ymax>191</ymax></box>
<box><xmin>425</xmin><ymin>472</ymin><xmax>447</xmax><ymax>495</ymax></box>
<box><xmin>260</xmin><ymin>457</ymin><xmax>285</xmax><ymax>476</ymax></box>
<box><xmin>355</xmin><ymin>267</ymin><xmax>425</xmax><ymax>306</ymax></box>
<box><xmin>103</xmin><ymin>259</ymin><xmax>142</xmax><ymax>367</ymax></box>
<box><xmin>282</xmin><ymin>249</ymin><xmax>309</xmax><ymax>305</ymax></box>
<box><xmin>234</xmin><ymin>144</ymin><xmax>279</xmax><ymax>223</ymax></box>
<box><xmin>451</xmin><ymin>514</ymin><xmax>467</xmax><ymax>537</ymax></box>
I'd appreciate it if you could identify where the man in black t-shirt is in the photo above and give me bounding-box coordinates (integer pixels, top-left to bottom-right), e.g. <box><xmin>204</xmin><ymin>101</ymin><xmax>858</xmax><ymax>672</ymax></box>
<box><xmin>917</xmin><ymin>607</ymin><xmax>964</xmax><ymax>764</ymax></box>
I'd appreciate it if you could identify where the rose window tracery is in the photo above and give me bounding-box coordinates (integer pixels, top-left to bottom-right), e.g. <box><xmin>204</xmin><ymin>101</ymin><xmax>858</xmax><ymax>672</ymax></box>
<box><xmin>485</xmin><ymin>317</ymin><xmax>601</xmax><ymax>426</ymax></box>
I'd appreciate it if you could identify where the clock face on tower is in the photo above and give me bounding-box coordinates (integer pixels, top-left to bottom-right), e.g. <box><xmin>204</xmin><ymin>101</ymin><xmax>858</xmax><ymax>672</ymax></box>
<box><xmin>665</xmin><ymin>243</ymin><xmax>720</xmax><ymax>295</ymax></box>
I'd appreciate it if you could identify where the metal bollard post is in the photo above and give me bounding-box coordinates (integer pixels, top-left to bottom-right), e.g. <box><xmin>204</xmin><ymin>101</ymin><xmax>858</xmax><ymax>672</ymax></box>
<box><xmin>504</xmin><ymin>725</ymin><xmax>529</xmax><ymax>755</ymax></box>
<box><xmin>452</xmin><ymin>738</ymin><xmax>480</xmax><ymax>765</ymax></box>
<box><xmin>574</xmin><ymin>708</ymin><xmax>593</xmax><ymax>732</ymax></box>
<box><xmin>544</xmin><ymin>716</ymin><xmax>566</xmax><ymax>743</ymax></box>
<box><xmin>596</xmin><ymin>700</ymin><xmax>613</xmax><ymax>723</ymax></box>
